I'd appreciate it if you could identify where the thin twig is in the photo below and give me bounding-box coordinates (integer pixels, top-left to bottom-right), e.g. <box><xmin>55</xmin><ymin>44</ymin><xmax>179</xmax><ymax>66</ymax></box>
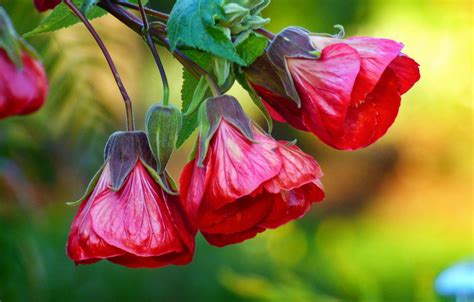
<box><xmin>64</xmin><ymin>0</ymin><xmax>134</xmax><ymax>131</ymax></box>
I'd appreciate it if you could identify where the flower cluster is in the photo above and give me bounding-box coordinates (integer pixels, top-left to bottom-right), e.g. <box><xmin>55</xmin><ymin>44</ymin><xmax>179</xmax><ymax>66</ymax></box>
<box><xmin>0</xmin><ymin>2</ymin><xmax>419</xmax><ymax>269</ymax></box>
<box><xmin>64</xmin><ymin>26</ymin><xmax>418</xmax><ymax>268</ymax></box>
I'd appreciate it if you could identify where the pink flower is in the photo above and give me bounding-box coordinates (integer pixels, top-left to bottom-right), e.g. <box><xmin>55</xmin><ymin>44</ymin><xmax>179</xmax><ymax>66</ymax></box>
<box><xmin>180</xmin><ymin>119</ymin><xmax>324</xmax><ymax>247</ymax></box>
<box><xmin>247</xmin><ymin>28</ymin><xmax>420</xmax><ymax>150</ymax></box>
<box><xmin>67</xmin><ymin>132</ymin><xmax>195</xmax><ymax>268</ymax></box>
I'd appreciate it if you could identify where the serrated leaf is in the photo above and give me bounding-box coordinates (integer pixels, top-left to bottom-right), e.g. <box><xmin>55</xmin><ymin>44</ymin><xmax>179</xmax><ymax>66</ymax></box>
<box><xmin>176</xmin><ymin>50</ymin><xmax>214</xmax><ymax>147</ymax></box>
<box><xmin>236</xmin><ymin>32</ymin><xmax>268</xmax><ymax>65</ymax></box>
<box><xmin>24</xmin><ymin>0</ymin><xmax>145</xmax><ymax>37</ymax></box>
<box><xmin>167</xmin><ymin>0</ymin><xmax>246</xmax><ymax>65</ymax></box>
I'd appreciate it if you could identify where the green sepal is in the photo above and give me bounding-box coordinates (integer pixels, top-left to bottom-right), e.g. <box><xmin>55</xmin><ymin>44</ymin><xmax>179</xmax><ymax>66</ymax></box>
<box><xmin>145</xmin><ymin>104</ymin><xmax>182</xmax><ymax>174</ymax></box>
<box><xmin>0</xmin><ymin>7</ymin><xmax>23</xmax><ymax>68</ymax></box>
<box><xmin>183</xmin><ymin>77</ymin><xmax>209</xmax><ymax>117</ymax></box>
<box><xmin>142</xmin><ymin>160</ymin><xmax>179</xmax><ymax>196</ymax></box>
<box><xmin>236</xmin><ymin>71</ymin><xmax>273</xmax><ymax>132</ymax></box>
<box><xmin>66</xmin><ymin>162</ymin><xmax>107</xmax><ymax>206</ymax></box>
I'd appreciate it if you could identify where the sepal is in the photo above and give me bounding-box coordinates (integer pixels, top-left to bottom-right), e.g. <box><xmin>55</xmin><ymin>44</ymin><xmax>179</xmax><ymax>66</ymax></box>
<box><xmin>104</xmin><ymin>131</ymin><xmax>156</xmax><ymax>191</ymax></box>
<box><xmin>197</xmin><ymin>95</ymin><xmax>254</xmax><ymax>166</ymax></box>
<box><xmin>66</xmin><ymin>162</ymin><xmax>107</xmax><ymax>206</ymax></box>
<box><xmin>141</xmin><ymin>160</ymin><xmax>179</xmax><ymax>195</ymax></box>
<box><xmin>267</xmin><ymin>26</ymin><xmax>319</xmax><ymax>107</ymax></box>
<box><xmin>236</xmin><ymin>71</ymin><xmax>273</xmax><ymax>132</ymax></box>
<box><xmin>146</xmin><ymin>104</ymin><xmax>182</xmax><ymax>174</ymax></box>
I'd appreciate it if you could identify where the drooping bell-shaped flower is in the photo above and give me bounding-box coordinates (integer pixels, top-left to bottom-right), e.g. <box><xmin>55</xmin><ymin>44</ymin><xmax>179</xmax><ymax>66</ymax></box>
<box><xmin>244</xmin><ymin>26</ymin><xmax>420</xmax><ymax>150</ymax></box>
<box><xmin>0</xmin><ymin>8</ymin><xmax>47</xmax><ymax>119</ymax></box>
<box><xmin>180</xmin><ymin>96</ymin><xmax>324</xmax><ymax>246</ymax></box>
<box><xmin>67</xmin><ymin>131</ymin><xmax>195</xmax><ymax>268</ymax></box>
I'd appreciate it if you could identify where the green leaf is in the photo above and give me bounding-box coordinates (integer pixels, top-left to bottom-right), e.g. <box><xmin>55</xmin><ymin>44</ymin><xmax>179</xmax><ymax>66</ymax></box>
<box><xmin>167</xmin><ymin>0</ymin><xmax>246</xmax><ymax>65</ymax></box>
<box><xmin>24</xmin><ymin>0</ymin><xmax>145</xmax><ymax>37</ymax></box>
<box><xmin>176</xmin><ymin>50</ymin><xmax>214</xmax><ymax>148</ymax></box>
<box><xmin>236</xmin><ymin>32</ymin><xmax>268</xmax><ymax>65</ymax></box>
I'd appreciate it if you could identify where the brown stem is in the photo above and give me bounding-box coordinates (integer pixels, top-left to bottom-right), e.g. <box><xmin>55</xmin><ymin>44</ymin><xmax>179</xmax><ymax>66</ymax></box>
<box><xmin>64</xmin><ymin>0</ymin><xmax>134</xmax><ymax>131</ymax></box>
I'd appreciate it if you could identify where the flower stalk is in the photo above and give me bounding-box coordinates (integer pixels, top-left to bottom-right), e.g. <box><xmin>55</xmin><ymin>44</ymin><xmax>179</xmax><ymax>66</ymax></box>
<box><xmin>64</xmin><ymin>0</ymin><xmax>135</xmax><ymax>131</ymax></box>
<box><xmin>136</xmin><ymin>0</ymin><xmax>170</xmax><ymax>106</ymax></box>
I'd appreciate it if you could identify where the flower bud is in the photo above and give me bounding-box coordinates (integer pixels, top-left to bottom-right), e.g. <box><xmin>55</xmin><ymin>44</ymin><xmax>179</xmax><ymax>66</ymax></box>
<box><xmin>145</xmin><ymin>104</ymin><xmax>182</xmax><ymax>174</ymax></box>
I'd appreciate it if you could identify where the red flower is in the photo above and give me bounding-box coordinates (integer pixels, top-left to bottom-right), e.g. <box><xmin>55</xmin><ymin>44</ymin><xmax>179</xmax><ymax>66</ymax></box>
<box><xmin>0</xmin><ymin>49</ymin><xmax>48</xmax><ymax>119</ymax></box>
<box><xmin>33</xmin><ymin>0</ymin><xmax>61</xmax><ymax>12</ymax></box>
<box><xmin>248</xmin><ymin>28</ymin><xmax>420</xmax><ymax>150</ymax></box>
<box><xmin>67</xmin><ymin>132</ymin><xmax>195</xmax><ymax>268</ymax></box>
<box><xmin>180</xmin><ymin>120</ymin><xmax>324</xmax><ymax>247</ymax></box>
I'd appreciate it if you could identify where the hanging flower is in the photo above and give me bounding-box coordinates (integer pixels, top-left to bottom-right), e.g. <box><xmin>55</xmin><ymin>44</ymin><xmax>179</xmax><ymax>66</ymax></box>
<box><xmin>245</xmin><ymin>27</ymin><xmax>420</xmax><ymax>150</ymax></box>
<box><xmin>180</xmin><ymin>96</ymin><xmax>324</xmax><ymax>246</ymax></box>
<box><xmin>33</xmin><ymin>0</ymin><xmax>61</xmax><ymax>12</ymax></box>
<box><xmin>67</xmin><ymin>131</ymin><xmax>195</xmax><ymax>268</ymax></box>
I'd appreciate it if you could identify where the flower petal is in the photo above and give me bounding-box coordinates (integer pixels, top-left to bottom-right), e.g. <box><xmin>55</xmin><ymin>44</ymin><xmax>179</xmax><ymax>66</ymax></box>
<box><xmin>288</xmin><ymin>43</ymin><xmax>361</xmax><ymax>142</ymax></box>
<box><xmin>202</xmin><ymin>227</ymin><xmax>266</xmax><ymax>247</ymax></box>
<box><xmin>338</xmin><ymin>68</ymin><xmax>401</xmax><ymax>149</ymax></box>
<box><xmin>66</xmin><ymin>165</ymin><xmax>125</xmax><ymax>263</ymax></box>
<box><xmin>388</xmin><ymin>54</ymin><xmax>420</xmax><ymax>95</ymax></box>
<box><xmin>252</xmin><ymin>83</ymin><xmax>308</xmax><ymax>131</ymax></box>
<box><xmin>261</xmin><ymin>181</ymin><xmax>324</xmax><ymax>229</ymax></box>
<box><xmin>264</xmin><ymin>142</ymin><xmax>323</xmax><ymax>193</ymax></box>
<box><xmin>198</xmin><ymin>193</ymin><xmax>272</xmax><ymax>235</ymax></box>
<box><xmin>345</xmin><ymin>37</ymin><xmax>404</xmax><ymax>103</ymax></box>
<box><xmin>108</xmin><ymin>250</ymin><xmax>193</xmax><ymax>268</ymax></box>
<box><xmin>179</xmin><ymin>147</ymin><xmax>213</xmax><ymax>225</ymax></box>
<box><xmin>90</xmin><ymin>161</ymin><xmax>186</xmax><ymax>257</ymax></box>
<box><xmin>204</xmin><ymin>121</ymin><xmax>282</xmax><ymax>209</ymax></box>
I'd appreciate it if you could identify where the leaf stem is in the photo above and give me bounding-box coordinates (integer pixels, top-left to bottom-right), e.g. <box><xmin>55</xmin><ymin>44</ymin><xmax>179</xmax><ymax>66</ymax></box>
<box><xmin>136</xmin><ymin>0</ymin><xmax>170</xmax><ymax>106</ymax></box>
<box><xmin>64</xmin><ymin>0</ymin><xmax>134</xmax><ymax>131</ymax></box>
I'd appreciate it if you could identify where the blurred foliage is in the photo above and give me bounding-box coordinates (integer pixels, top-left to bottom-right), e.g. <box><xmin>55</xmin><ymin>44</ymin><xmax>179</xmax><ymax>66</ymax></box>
<box><xmin>0</xmin><ymin>0</ymin><xmax>472</xmax><ymax>301</ymax></box>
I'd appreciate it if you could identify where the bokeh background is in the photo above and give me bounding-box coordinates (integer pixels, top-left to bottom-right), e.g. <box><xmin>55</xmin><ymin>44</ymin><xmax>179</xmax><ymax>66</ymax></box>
<box><xmin>0</xmin><ymin>0</ymin><xmax>472</xmax><ymax>301</ymax></box>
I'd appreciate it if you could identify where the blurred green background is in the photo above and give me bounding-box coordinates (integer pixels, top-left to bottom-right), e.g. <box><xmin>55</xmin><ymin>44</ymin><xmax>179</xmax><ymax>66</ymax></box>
<box><xmin>0</xmin><ymin>0</ymin><xmax>472</xmax><ymax>301</ymax></box>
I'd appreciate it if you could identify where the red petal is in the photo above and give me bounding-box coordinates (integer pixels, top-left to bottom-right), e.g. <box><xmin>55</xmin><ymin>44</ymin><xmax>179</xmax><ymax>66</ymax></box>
<box><xmin>202</xmin><ymin>227</ymin><xmax>266</xmax><ymax>247</ymax></box>
<box><xmin>388</xmin><ymin>54</ymin><xmax>420</xmax><ymax>95</ymax></box>
<box><xmin>198</xmin><ymin>193</ymin><xmax>271</xmax><ymax>235</ymax></box>
<box><xmin>261</xmin><ymin>180</ymin><xmax>325</xmax><ymax>229</ymax></box>
<box><xmin>252</xmin><ymin>83</ymin><xmax>308</xmax><ymax>131</ymax></box>
<box><xmin>66</xmin><ymin>164</ymin><xmax>125</xmax><ymax>263</ymax></box>
<box><xmin>344</xmin><ymin>37</ymin><xmax>404</xmax><ymax>103</ymax></box>
<box><xmin>264</xmin><ymin>142</ymin><xmax>323</xmax><ymax>193</ymax></box>
<box><xmin>288</xmin><ymin>43</ymin><xmax>360</xmax><ymax>143</ymax></box>
<box><xmin>90</xmin><ymin>161</ymin><xmax>187</xmax><ymax>257</ymax></box>
<box><xmin>108</xmin><ymin>250</ymin><xmax>193</xmax><ymax>268</ymax></box>
<box><xmin>204</xmin><ymin>121</ymin><xmax>282</xmax><ymax>209</ymax></box>
<box><xmin>337</xmin><ymin>68</ymin><xmax>401</xmax><ymax>149</ymax></box>
<box><xmin>179</xmin><ymin>147</ymin><xmax>213</xmax><ymax>225</ymax></box>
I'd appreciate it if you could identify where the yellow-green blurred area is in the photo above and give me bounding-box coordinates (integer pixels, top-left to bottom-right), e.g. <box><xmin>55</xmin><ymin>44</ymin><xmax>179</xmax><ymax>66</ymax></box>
<box><xmin>0</xmin><ymin>0</ymin><xmax>472</xmax><ymax>301</ymax></box>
